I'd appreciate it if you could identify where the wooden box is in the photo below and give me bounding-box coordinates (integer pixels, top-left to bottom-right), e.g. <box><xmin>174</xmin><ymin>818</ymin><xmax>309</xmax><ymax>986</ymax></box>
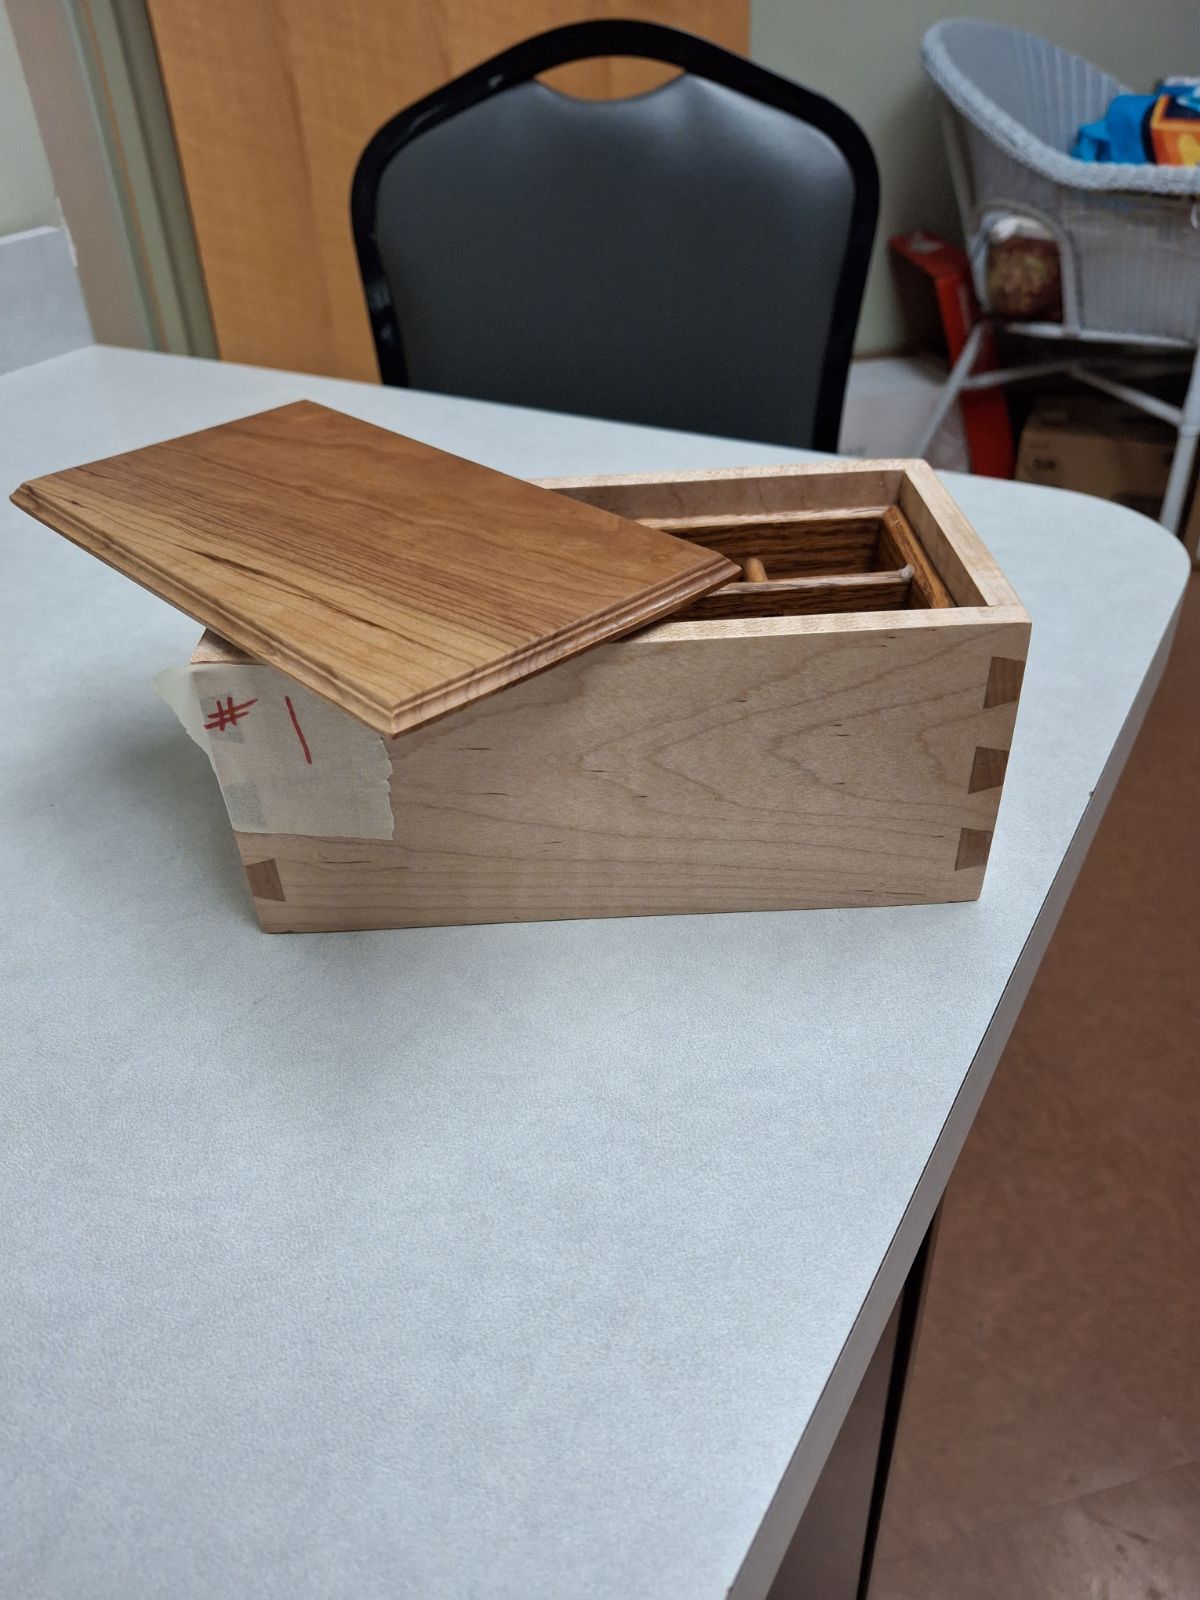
<box><xmin>181</xmin><ymin>458</ymin><xmax>1029</xmax><ymax>932</ymax></box>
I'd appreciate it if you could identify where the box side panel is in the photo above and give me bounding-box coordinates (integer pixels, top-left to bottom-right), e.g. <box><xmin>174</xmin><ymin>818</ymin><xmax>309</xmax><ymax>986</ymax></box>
<box><xmin>900</xmin><ymin>462</ymin><xmax>1023</xmax><ymax>610</ymax></box>
<box><xmin>543</xmin><ymin>463</ymin><xmax>906</xmax><ymax>523</ymax></box>
<box><xmin>235</xmin><ymin>615</ymin><xmax>1031</xmax><ymax>932</ymax></box>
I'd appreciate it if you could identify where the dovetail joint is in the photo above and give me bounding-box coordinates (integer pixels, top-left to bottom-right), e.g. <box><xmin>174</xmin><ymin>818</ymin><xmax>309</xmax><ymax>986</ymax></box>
<box><xmin>955</xmin><ymin>828</ymin><xmax>993</xmax><ymax>872</ymax></box>
<box><xmin>245</xmin><ymin>858</ymin><xmax>285</xmax><ymax>901</ymax></box>
<box><xmin>968</xmin><ymin>746</ymin><xmax>1010</xmax><ymax>794</ymax></box>
<box><xmin>984</xmin><ymin>656</ymin><xmax>1025</xmax><ymax>709</ymax></box>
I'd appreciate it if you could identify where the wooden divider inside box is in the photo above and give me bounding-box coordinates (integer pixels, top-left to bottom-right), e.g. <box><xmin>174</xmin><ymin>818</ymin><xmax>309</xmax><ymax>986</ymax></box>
<box><xmin>550</xmin><ymin>458</ymin><xmax>1012</xmax><ymax>616</ymax></box>
<box><xmin>644</xmin><ymin>503</ymin><xmax>954</xmax><ymax>620</ymax></box>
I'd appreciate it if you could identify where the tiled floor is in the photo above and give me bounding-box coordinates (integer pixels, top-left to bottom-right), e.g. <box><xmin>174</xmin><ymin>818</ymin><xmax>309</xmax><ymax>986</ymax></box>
<box><xmin>871</xmin><ymin>572</ymin><xmax>1200</xmax><ymax>1599</ymax></box>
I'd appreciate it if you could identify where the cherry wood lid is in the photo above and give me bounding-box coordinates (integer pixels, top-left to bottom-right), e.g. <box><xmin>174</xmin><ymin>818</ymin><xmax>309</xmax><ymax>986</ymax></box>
<box><xmin>12</xmin><ymin>401</ymin><xmax>738</xmax><ymax>736</ymax></box>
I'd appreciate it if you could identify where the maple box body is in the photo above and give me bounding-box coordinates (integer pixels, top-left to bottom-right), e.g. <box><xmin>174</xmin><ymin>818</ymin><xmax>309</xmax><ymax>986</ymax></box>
<box><xmin>173</xmin><ymin>459</ymin><xmax>1030</xmax><ymax>933</ymax></box>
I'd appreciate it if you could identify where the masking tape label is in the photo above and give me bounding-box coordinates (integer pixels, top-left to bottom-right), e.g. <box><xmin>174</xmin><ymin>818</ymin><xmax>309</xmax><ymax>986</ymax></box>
<box><xmin>155</xmin><ymin>663</ymin><xmax>394</xmax><ymax>840</ymax></box>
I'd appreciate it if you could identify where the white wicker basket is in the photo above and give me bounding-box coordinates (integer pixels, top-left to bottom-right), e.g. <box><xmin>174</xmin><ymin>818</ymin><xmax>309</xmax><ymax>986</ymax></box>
<box><xmin>923</xmin><ymin>19</ymin><xmax>1200</xmax><ymax>344</ymax></box>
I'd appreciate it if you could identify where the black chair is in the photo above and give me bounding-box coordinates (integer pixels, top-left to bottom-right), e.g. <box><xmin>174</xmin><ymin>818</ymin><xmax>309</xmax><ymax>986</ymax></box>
<box><xmin>351</xmin><ymin>21</ymin><xmax>878</xmax><ymax>451</ymax></box>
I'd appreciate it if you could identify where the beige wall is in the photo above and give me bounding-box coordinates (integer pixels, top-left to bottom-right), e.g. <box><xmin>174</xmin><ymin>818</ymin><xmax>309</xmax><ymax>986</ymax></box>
<box><xmin>752</xmin><ymin>0</ymin><xmax>1200</xmax><ymax>352</ymax></box>
<box><xmin>0</xmin><ymin>1</ymin><xmax>58</xmax><ymax>235</ymax></box>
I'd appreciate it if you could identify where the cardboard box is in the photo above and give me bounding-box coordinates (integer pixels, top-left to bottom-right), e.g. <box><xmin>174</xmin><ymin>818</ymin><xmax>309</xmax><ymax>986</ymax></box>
<box><xmin>1017</xmin><ymin>394</ymin><xmax>1200</xmax><ymax>561</ymax></box>
<box><xmin>1016</xmin><ymin>396</ymin><xmax>1175</xmax><ymax>518</ymax></box>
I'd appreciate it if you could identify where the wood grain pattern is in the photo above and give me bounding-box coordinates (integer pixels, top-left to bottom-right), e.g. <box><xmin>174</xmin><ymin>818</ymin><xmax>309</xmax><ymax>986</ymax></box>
<box><xmin>879</xmin><ymin>506</ymin><xmax>955</xmax><ymax>610</ymax></box>
<box><xmin>555</xmin><ymin>464</ymin><xmax>908</xmax><ymax>523</ymax></box>
<box><xmin>13</xmin><ymin>401</ymin><xmax>736</xmax><ymax>737</ymax></box>
<box><xmin>643</xmin><ymin>508</ymin><xmax>889</xmax><ymax>574</ymax></box>
<box><xmin>209</xmin><ymin>609</ymin><xmax>1029</xmax><ymax>931</ymax></box>
<box><xmin>144</xmin><ymin>0</ymin><xmax>749</xmax><ymax>379</ymax></box>
<box><xmin>646</xmin><ymin>603</ymin><xmax>1032</xmax><ymax>647</ymax></box>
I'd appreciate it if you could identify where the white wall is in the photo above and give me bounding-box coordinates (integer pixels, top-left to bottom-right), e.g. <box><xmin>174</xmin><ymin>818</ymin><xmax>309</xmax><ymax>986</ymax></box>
<box><xmin>0</xmin><ymin>0</ymin><xmax>57</xmax><ymax>235</ymax></box>
<box><xmin>752</xmin><ymin>0</ymin><xmax>1200</xmax><ymax>351</ymax></box>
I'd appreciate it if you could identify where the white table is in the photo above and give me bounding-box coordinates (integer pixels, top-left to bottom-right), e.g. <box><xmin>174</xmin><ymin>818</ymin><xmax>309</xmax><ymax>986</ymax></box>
<box><xmin>0</xmin><ymin>347</ymin><xmax>1187</xmax><ymax>1600</ymax></box>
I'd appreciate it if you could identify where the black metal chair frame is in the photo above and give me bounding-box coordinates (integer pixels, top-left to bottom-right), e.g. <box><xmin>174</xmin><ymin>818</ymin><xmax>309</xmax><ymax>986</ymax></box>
<box><xmin>351</xmin><ymin>19</ymin><xmax>878</xmax><ymax>451</ymax></box>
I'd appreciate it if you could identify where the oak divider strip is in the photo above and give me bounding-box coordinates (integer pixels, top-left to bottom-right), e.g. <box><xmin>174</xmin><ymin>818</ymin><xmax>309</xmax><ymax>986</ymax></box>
<box><xmin>879</xmin><ymin>506</ymin><xmax>955</xmax><ymax>609</ymax></box>
<box><xmin>677</xmin><ymin>567</ymin><xmax>914</xmax><ymax>621</ymax></box>
<box><xmin>642</xmin><ymin>506</ymin><xmax>890</xmax><ymax>531</ymax></box>
<box><xmin>643</xmin><ymin>508</ymin><xmax>888</xmax><ymax>574</ymax></box>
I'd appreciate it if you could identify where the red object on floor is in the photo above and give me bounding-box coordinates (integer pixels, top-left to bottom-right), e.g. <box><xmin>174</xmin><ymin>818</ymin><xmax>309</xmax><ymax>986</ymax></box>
<box><xmin>889</xmin><ymin>233</ymin><xmax>1015</xmax><ymax>479</ymax></box>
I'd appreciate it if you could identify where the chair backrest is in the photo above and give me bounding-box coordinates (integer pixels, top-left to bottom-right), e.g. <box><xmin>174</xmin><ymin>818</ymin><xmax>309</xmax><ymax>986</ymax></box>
<box><xmin>352</xmin><ymin>21</ymin><xmax>877</xmax><ymax>451</ymax></box>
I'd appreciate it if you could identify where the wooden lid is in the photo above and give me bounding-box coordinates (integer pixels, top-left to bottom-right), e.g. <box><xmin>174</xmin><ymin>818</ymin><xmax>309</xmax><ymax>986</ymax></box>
<box><xmin>12</xmin><ymin>401</ymin><xmax>737</xmax><ymax>737</ymax></box>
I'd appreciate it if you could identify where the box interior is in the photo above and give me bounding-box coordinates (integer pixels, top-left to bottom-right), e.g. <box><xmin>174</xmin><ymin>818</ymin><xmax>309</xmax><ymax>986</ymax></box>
<box><xmin>635</xmin><ymin>501</ymin><xmax>953</xmax><ymax>621</ymax></box>
<box><xmin>547</xmin><ymin>463</ymin><xmax>1008</xmax><ymax>623</ymax></box>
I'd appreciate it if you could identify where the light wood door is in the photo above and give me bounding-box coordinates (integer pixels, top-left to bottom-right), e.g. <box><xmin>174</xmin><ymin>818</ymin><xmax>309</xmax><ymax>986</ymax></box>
<box><xmin>144</xmin><ymin>0</ymin><xmax>749</xmax><ymax>381</ymax></box>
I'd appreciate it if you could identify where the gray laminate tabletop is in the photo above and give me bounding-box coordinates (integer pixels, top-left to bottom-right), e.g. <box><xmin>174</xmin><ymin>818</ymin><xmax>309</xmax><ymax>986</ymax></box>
<box><xmin>0</xmin><ymin>347</ymin><xmax>1188</xmax><ymax>1600</ymax></box>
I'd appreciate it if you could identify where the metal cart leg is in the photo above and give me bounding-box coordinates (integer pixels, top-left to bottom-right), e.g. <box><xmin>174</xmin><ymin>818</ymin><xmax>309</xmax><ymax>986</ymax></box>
<box><xmin>1159</xmin><ymin>345</ymin><xmax>1200</xmax><ymax>536</ymax></box>
<box><xmin>914</xmin><ymin>322</ymin><xmax>986</xmax><ymax>461</ymax></box>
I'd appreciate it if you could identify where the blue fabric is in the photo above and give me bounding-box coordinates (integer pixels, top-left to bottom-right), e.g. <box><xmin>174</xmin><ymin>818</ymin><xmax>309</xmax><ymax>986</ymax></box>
<box><xmin>1072</xmin><ymin>94</ymin><xmax>1153</xmax><ymax>163</ymax></box>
